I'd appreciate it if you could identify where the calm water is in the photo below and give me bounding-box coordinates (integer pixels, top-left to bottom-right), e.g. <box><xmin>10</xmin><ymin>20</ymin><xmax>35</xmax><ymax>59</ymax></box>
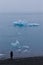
<box><xmin>0</xmin><ymin>13</ymin><xmax>42</xmax><ymax>58</ymax></box>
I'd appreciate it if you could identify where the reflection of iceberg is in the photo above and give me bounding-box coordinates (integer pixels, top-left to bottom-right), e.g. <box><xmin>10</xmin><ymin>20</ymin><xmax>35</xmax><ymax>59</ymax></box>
<box><xmin>22</xmin><ymin>49</ymin><xmax>32</xmax><ymax>53</ymax></box>
<box><xmin>13</xmin><ymin>20</ymin><xmax>40</xmax><ymax>27</ymax></box>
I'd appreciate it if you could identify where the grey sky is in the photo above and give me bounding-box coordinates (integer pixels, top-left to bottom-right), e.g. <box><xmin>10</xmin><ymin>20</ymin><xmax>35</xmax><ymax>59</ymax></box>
<box><xmin>0</xmin><ymin>0</ymin><xmax>43</xmax><ymax>13</ymax></box>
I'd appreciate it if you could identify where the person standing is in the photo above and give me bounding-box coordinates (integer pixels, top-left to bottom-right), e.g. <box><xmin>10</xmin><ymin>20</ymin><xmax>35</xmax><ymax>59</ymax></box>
<box><xmin>10</xmin><ymin>51</ymin><xmax>13</xmax><ymax>59</ymax></box>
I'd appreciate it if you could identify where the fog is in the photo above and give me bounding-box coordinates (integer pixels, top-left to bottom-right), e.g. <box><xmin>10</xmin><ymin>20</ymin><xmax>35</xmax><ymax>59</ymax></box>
<box><xmin>0</xmin><ymin>0</ymin><xmax>43</xmax><ymax>13</ymax></box>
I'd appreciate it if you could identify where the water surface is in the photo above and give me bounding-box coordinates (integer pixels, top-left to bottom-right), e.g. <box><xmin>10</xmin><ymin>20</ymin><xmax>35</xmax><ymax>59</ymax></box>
<box><xmin>0</xmin><ymin>13</ymin><xmax>42</xmax><ymax>58</ymax></box>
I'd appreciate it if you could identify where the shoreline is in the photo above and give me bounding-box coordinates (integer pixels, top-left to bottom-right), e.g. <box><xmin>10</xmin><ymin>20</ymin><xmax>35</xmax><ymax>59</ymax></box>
<box><xmin>0</xmin><ymin>56</ymin><xmax>43</xmax><ymax>65</ymax></box>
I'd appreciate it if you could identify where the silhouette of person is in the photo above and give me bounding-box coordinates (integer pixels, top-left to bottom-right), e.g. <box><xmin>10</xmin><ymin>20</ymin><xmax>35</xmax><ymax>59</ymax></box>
<box><xmin>10</xmin><ymin>51</ymin><xmax>13</xmax><ymax>59</ymax></box>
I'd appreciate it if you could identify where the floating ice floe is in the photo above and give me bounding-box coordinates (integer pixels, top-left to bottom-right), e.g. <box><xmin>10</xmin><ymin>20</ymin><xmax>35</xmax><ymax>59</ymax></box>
<box><xmin>11</xmin><ymin>40</ymin><xmax>30</xmax><ymax>53</ymax></box>
<box><xmin>13</xmin><ymin>20</ymin><xmax>26</xmax><ymax>27</ymax></box>
<box><xmin>11</xmin><ymin>40</ymin><xmax>20</xmax><ymax>47</ymax></box>
<box><xmin>17</xmin><ymin>49</ymin><xmax>22</xmax><ymax>52</ymax></box>
<box><xmin>28</xmin><ymin>23</ymin><xmax>40</xmax><ymax>27</ymax></box>
<box><xmin>13</xmin><ymin>20</ymin><xmax>40</xmax><ymax>27</ymax></box>
<box><xmin>22</xmin><ymin>46</ymin><xmax>29</xmax><ymax>49</ymax></box>
<box><xmin>0</xmin><ymin>54</ymin><xmax>5</xmax><ymax>56</ymax></box>
<box><xmin>11</xmin><ymin>40</ymin><xmax>29</xmax><ymax>49</ymax></box>
<box><xmin>22</xmin><ymin>49</ymin><xmax>28</xmax><ymax>53</ymax></box>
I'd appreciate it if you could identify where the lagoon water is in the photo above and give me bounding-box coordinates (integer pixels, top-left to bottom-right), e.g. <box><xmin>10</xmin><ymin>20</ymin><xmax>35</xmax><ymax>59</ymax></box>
<box><xmin>0</xmin><ymin>13</ymin><xmax>42</xmax><ymax>58</ymax></box>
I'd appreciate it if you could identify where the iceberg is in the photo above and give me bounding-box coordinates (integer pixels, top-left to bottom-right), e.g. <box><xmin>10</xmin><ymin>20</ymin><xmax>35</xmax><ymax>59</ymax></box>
<box><xmin>11</xmin><ymin>40</ymin><xmax>30</xmax><ymax>53</ymax></box>
<box><xmin>13</xmin><ymin>20</ymin><xmax>40</xmax><ymax>27</ymax></box>
<box><xmin>11</xmin><ymin>41</ymin><xmax>29</xmax><ymax>49</ymax></box>
<box><xmin>28</xmin><ymin>23</ymin><xmax>40</xmax><ymax>27</ymax></box>
<box><xmin>13</xmin><ymin>20</ymin><xmax>26</xmax><ymax>27</ymax></box>
<box><xmin>11</xmin><ymin>40</ymin><xmax>20</xmax><ymax>47</ymax></box>
<box><xmin>16</xmin><ymin>49</ymin><xmax>22</xmax><ymax>52</ymax></box>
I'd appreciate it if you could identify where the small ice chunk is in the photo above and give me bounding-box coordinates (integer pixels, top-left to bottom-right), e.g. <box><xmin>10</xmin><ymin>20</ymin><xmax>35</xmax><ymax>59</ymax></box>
<box><xmin>17</xmin><ymin>49</ymin><xmax>21</xmax><ymax>52</ymax></box>
<box><xmin>0</xmin><ymin>54</ymin><xmax>5</xmax><ymax>56</ymax></box>
<box><xmin>13</xmin><ymin>20</ymin><xmax>27</xmax><ymax>27</ymax></box>
<box><xmin>13</xmin><ymin>20</ymin><xmax>40</xmax><ymax>27</ymax></box>
<box><xmin>28</xmin><ymin>23</ymin><xmax>40</xmax><ymax>27</ymax></box>
<box><xmin>16</xmin><ymin>40</ymin><xmax>19</xmax><ymax>44</ymax></box>
<box><xmin>22</xmin><ymin>49</ymin><xmax>28</xmax><ymax>53</ymax></box>
<box><xmin>23</xmin><ymin>46</ymin><xmax>29</xmax><ymax>49</ymax></box>
<box><xmin>11</xmin><ymin>40</ymin><xmax>20</xmax><ymax>47</ymax></box>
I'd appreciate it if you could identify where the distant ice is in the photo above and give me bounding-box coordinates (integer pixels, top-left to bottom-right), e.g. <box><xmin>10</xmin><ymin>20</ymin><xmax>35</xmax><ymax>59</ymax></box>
<box><xmin>11</xmin><ymin>40</ymin><xmax>30</xmax><ymax>53</ymax></box>
<box><xmin>0</xmin><ymin>54</ymin><xmax>5</xmax><ymax>56</ymax></box>
<box><xmin>16</xmin><ymin>49</ymin><xmax>21</xmax><ymax>52</ymax></box>
<box><xmin>13</xmin><ymin>20</ymin><xmax>40</xmax><ymax>27</ymax></box>
<box><xmin>11</xmin><ymin>40</ymin><xmax>29</xmax><ymax>49</ymax></box>
<box><xmin>13</xmin><ymin>20</ymin><xmax>26</xmax><ymax>27</ymax></box>
<box><xmin>22</xmin><ymin>46</ymin><xmax>29</xmax><ymax>49</ymax></box>
<box><xmin>11</xmin><ymin>40</ymin><xmax>20</xmax><ymax>47</ymax></box>
<box><xmin>22</xmin><ymin>49</ymin><xmax>32</xmax><ymax>53</ymax></box>
<box><xmin>28</xmin><ymin>23</ymin><xmax>40</xmax><ymax>27</ymax></box>
<box><xmin>22</xmin><ymin>49</ymin><xmax>28</xmax><ymax>53</ymax></box>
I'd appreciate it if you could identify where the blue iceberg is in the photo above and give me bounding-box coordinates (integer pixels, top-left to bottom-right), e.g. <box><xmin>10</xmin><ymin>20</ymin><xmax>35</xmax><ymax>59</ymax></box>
<box><xmin>13</xmin><ymin>20</ymin><xmax>26</xmax><ymax>27</ymax></box>
<box><xmin>28</xmin><ymin>23</ymin><xmax>40</xmax><ymax>27</ymax></box>
<box><xmin>13</xmin><ymin>20</ymin><xmax>40</xmax><ymax>27</ymax></box>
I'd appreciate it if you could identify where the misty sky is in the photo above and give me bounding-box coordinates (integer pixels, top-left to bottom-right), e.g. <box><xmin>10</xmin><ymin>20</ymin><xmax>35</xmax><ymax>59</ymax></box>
<box><xmin>0</xmin><ymin>0</ymin><xmax>43</xmax><ymax>13</ymax></box>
